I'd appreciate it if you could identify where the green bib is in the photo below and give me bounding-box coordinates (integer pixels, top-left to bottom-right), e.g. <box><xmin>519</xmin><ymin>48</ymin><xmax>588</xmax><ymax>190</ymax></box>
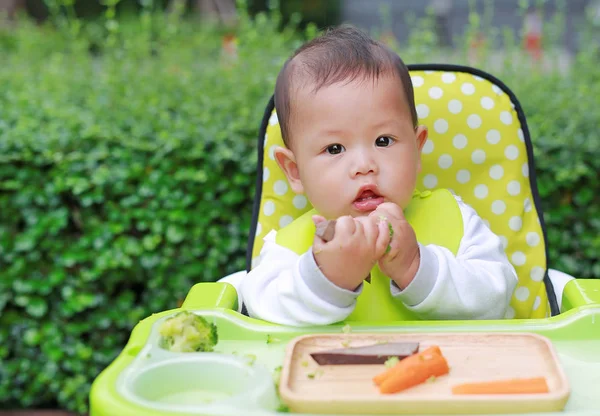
<box><xmin>275</xmin><ymin>189</ymin><xmax>464</xmax><ymax>322</ymax></box>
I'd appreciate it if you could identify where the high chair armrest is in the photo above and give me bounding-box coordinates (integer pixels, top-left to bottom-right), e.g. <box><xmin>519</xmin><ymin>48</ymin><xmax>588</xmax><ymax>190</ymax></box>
<box><xmin>561</xmin><ymin>279</ymin><xmax>600</xmax><ymax>313</ymax></box>
<box><xmin>181</xmin><ymin>282</ymin><xmax>238</xmax><ymax>311</ymax></box>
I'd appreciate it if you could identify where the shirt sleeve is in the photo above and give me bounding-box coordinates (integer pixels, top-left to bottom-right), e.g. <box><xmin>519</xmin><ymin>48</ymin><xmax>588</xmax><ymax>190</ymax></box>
<box><xmin>390</xmin><ymin>196</ymin><xmax>518</xmax><ymax>320</ymax></box>
<box><xmin>239</xmin><ymin>230</ymin><xmax>362</xmax><ymax>326</ymax></box>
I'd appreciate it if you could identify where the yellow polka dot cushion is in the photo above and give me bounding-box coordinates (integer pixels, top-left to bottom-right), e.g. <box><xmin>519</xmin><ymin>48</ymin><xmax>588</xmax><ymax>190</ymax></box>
<box><xmin>245</xmin><ymin>64</ymin><xmax>558</xmax><ymax>319</ymax></box>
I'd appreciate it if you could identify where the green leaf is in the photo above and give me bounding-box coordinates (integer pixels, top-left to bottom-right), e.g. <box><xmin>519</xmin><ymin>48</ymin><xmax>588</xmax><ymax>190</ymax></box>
<box><xmin>26</xmin><ymin>297</ymin><xmax>48</xmax><ymax>318</ymax></box>
<box><xmin>166</xmin><ymin>225</ymin><xmax>185</xmax><ymax>244</ymax></box>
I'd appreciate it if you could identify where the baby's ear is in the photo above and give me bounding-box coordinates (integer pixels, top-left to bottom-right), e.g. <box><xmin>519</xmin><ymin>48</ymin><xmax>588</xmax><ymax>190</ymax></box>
<box><xmin>415</xmin><ymin>125</ymin><xmax>428</xmax><ymax>172</ymax></box>
<box><xmin>274</xmin><ymin>147</ymin><xmax>304</xmax><ymax>194</ymax></box>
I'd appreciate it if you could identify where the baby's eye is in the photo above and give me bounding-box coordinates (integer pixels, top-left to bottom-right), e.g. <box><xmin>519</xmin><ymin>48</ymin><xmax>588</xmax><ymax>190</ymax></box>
<box><xmin>326</xmin><ymin>144</ymin><xmax>345</xmax><ymax>154</ymax></box>
<box><xmin>375</xmin><ymin>136</ymin><xmax>395</xmax><ymax>147</ymax></box>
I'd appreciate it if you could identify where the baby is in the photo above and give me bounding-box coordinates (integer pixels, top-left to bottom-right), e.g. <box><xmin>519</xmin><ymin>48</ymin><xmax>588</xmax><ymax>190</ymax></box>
<box><xmin>239</xmin><ymin>26</ymin><xmax>517</xmax><ymax>326</ymax></box>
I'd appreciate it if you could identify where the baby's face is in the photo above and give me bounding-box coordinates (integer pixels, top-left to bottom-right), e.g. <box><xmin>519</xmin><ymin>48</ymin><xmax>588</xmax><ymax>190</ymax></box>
<box><xmin>283</xmin><ymin>75</ymin><xmax>427</xmax><ymax>219</ymax></box>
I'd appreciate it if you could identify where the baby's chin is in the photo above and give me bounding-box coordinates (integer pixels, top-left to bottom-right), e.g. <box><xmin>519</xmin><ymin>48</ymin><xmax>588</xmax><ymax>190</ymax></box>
<box><xmin>333</xmin><ymin>208</ymin><xmax>377</xmax><ymax>219</ymax></box>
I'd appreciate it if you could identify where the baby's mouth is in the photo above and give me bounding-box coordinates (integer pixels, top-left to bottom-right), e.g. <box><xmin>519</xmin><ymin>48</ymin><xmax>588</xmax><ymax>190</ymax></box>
<box><xmin>355</xmin><ymin>189</ymin><xmax>379</xmax><ymax>202</ymax></box>
<box><xmin>353</xmin><ymin>189</ymin><xmax>384</xmax><ymax>212</ymax></box>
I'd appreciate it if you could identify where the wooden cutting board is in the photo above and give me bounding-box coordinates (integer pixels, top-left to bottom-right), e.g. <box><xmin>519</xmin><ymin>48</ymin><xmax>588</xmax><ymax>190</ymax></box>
<box><xmin>279</xmin><ymin>332</ymin><xmax>570</xmax><ymax>414</ymax></box>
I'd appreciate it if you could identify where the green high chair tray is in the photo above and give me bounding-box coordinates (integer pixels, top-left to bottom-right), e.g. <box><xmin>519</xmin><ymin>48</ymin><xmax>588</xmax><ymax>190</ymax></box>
<box><xmin>89</xmin><ymin>64</ymin><xmax>600</xmax><ymax>415</ymax></box>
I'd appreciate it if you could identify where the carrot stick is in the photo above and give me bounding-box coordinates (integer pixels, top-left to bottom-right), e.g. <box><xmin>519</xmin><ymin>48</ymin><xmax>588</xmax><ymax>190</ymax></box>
<box><xmin>373</xmin><ymin>345</ymin><xmax>442</xmax><ymax>386</ymax></box>
<box><xmin>376</xmin><ymin>346</ymin><xmax>450</xmax><ymax>394</ymax></box>
<box><xmin>452</xmin><ymin>377</ymin><xmax>549</xmax><ymax>395</ymax></box>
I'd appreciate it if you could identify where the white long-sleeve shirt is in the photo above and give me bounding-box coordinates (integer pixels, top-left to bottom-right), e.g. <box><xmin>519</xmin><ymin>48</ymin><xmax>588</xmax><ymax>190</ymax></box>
<box><xmin>240</xmin><ymin>197</ymin><xmax>518</xmax><ymax>326</ymax></box>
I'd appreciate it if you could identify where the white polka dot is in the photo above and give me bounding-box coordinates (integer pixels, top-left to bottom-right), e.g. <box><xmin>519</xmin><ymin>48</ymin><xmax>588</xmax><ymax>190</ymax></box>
<box><xmin>500</xmin><ymin>111</ymin><xmax>513</xmax><ymax>125</ymax></box>
<box><xmin>526</xmin><ymin>232</ymin><xmax>540</xmax><ymax>247</ymax></box>
<box><xmin>434</xmin><ymin>119</ymin><xmax>449</xmax><ymax>134</ymax></box>
<box><xmin>453</xmin><ymin>134</ymin><xmax>467</xmax><ymax>149</ymax></box>
<box><xmin>263</xmin><ymin>201</ymin><xmax>275</xmax><ymax>216</ymax></box>
<box><xmin>423</xmin><ymin>174</ymin><xmax>438</xmax><ymax>189</ymax></box>
<box><xmin>279</xmin><ymin>215</ymin><xmax>293</xmax><ymax>228</ymax></box>
<box><xmin>524</xmin><ymin>198</ymin><xmax>532</xmax><ymax>213</ymax></box>
<box><xmin>504</xmin><ymin>307</ymin><xmax>516</xmax><ymax>319</ymax></box>
<box><xmin>293</xmin><ymin>195</ymin><xmax>307</xmax><ymax>210</ymax></box>
<box><xmin>448</xmin><ymin>99</ymin><xmax>463</xmax><ymax>114</ymax></box>
<box><xmin>429</xmin><ymin>87</ymin><xmax>443</xmax><ymax>99</ymax></box>
<box><xmin>263</xmin><ymin>166</ymin><xmax>270</xmax><ymax>182</ymax></box>
<box><xmin>422</xmin><ymin>139</ymin><xmax>434</xmax><ymax>154</ymax></box>
<box><xmin>507</xmin><ymin>181</ymin><xmax>521</xmax><ymax>196</ymax></box>
<box><xmin>461</xmin><ymin>82</ymin><xmax>475</xmax><ymax>95</ymax></box>
<box><xmin>467</xmin><ymin>114</ymin><xmax>482</xmax><ymax>129</ymax></box>
<box><xmin>509</xmin><ymin>216</ymin><xmax>523</xmax><ymax>231</ymax></box>
<box><xmin>486</xmin><ymin>129</ymin><xmax>501</xmax><ymax>144</ymax></box>
<box><xmin>263</xmin><ymin>133</ymin><xmax>268</xmax><ymax>147</ymax></box>
<box><xmin>255</xmin><ymin>222</ymin><xmax>262</xmax><ymax>236</ymax></box>
<box><xmin>438</xmin><ymin>154</ymin><xmax>453</xmax><ymax>169</ymax></box>
<box><xmin>471</xmin><ymin>149</ymin><xmax>486</xmax><ymax>164</ymax></box>
<box><xmin>411</xmin><ymin>76</ymin><xmax>424</xmax><ymax>87</ymax></box>
<box><xmin>269</xmin><ymin>112</ymin><xmax>279</xmax><ymax>125</ymax></box>
<box><xmin>517</xmin><ymin>129</ymin><xmax>525</xmax><ymax>142</ymax></box>
<box><xmin>511</xmin><ymin>251</ymin><xmax>527</xmax><ymax>266</ymax></box>
<box><xmin>474</xmin><ymin>184</ymin><xmax>488</xmax><ymax>199</ymax></box>
<box><xmin>505</xmin><ymin>145</ymin><xmax>519</xmax><ymax>160</ymax></box>
<box><xmin>530</xmin><ymin>266</ymin><xmax>545</xmax><ymax>282</ymax></box>
<box><xmin>268</xmin><ymin>145</ymin><xmax>278</xmax><ymax>160</ymax></box>
<box><xmin>492</xmin><ymin>200</ymin><xmax>506</xmax><ymax>215</ymax></box>
<box><xmin>492</xmin><ymin>85</ymin><xmax>503</xmax><ymax>95</ymax></box>
<box><xmin>456</xmin><ymin>170</ymin><xmax>471</xmax><ymax>184</ymax></box>
<box><xmin>424</xmin><ymin>70</ymin><xmax>434</xmax><ymax>74</ymax></box>
<box><xmin>273</xmin><ymin>180</ymin><xmax>288</xmax><ymax>196</ymax></box>
<box><xmin>489</xmin><ymin>165</ymin><xmax>504</xmax><ymax>180</ymax></box>
<box><xmin>480</xmin><ymin>96</ymin><xmax>495</xmax><ymax>110</ymax></box>
<box><xmin>533</xmin><ymin>296</ymin><xmax>541</xmax><ymax>310</ymax></box>
<box><xmin>515</xmin><ymin>286</ymin><xmax>530</xmax><ymax>302</ymax></box>
<box><xmin>499</xmin><ymin>236</ymin><xmax>508</xmax><ymax>250</ymax></box>
<box><xmin>522</xmin><ymin>163</ymin><xmax>529</xmax><ymax>178</ymax></box>
<box><xmin>442</xmin><ymin>73</ymin><xmax>456</xmax><ymax>83</ymax></box>
<box><xmin>416</xmin><ymin>103</ymin><xmax>430</xmax><ymax>119</ymax></box>
<box><xmin>473</xmin><ymin>75</ymin><xmax>484</xmax><ymax>82</ymax></box>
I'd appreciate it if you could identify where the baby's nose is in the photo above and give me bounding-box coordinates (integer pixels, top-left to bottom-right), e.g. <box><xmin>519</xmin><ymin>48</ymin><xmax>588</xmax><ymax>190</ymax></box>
<box><xmin>352</xmin><ymin>152</ymin><xmax>378</xmax><ymax>177</ymax></box>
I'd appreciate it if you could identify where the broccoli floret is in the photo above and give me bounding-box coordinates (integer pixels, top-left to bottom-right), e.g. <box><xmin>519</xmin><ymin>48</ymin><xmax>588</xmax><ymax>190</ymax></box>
<box><xmin>158</xmin><ymin>311</ymin><xmax>218</xmax><ymax>352</ymax></box>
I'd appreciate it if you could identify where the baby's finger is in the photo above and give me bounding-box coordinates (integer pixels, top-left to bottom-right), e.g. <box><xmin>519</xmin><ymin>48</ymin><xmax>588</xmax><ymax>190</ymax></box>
<box><xmin>334</xmin><ymin>215</ymin><xmax>355</xmax><ymax>241</ymax></box>
<box><xmin>374</xmin><ymin>202</ymin><xmax>404</xmax><ymax>222</ymax></box>
<box><xmin>353</xmin><ymin>218</ymin><xmax>365</xmax><ymax>240</ymax></box>
<box><xmin>357</xmin><ymin>216</ymin><xmax>378</xmax><ymax>247</ymax></box>
<box><xmin>375</xmin><ymin>217</ymin><xmax>393</xmax><ymax>257</ymax></box>
<box><xmin>312</xmin><ymin>215</ymin><xmax>327</xmax><ymax>226</ymax></box>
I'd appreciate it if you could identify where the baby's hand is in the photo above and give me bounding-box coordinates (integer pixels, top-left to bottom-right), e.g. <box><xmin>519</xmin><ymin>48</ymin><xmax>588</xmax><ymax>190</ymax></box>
<box><xmin>312</xmin><ymin>215</ymin><xmax>389</xmax><ymax>291</ymax></box>
<box><xmin>370</xmin><ymin>203</ymin><xmax>421</xmax><ymax>290</ymax></box>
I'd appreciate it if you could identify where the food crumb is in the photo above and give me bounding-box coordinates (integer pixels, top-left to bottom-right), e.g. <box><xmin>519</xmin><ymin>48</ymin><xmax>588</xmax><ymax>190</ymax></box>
<box><xmin>342</xmin><ymin>324</ymin><xmax>352</xmax><ymax>334</ymax></box>
<box><xmin>384</xmin><ymin>356</ymin><xmax>399</xmax><ymax>368</ymax></box>
<box><xmin>266</xmin><ymin>334</ymin><xmax>281</xmax><ymax>344</ymax></box>
<box><xmin>307</xmin><ymin>369</ymin><xmax>324</xmax><ymax>379</ymax></box>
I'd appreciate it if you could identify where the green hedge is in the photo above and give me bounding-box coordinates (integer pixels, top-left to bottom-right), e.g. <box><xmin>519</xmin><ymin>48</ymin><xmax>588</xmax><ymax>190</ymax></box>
<box><xmin>517</xmin><ymin>54</ymin><xmax>600</xmax><ymax>281</ymax></box>
<box><xmin>0</xmin><ymin>4</ymin><xmax>598</xmax><ymax>414</ymax></box>
<box><xmin>0</xmin><ymin>6</ymin><xmax>309</xmax><ymax>413</ymax></box>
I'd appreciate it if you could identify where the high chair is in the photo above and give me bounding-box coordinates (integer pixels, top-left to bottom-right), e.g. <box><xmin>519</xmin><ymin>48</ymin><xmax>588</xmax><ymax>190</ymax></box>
<box><xmin>90</xmin><ymin>64</ymin><xmax>600</xmax><ymax>416</ymax></box>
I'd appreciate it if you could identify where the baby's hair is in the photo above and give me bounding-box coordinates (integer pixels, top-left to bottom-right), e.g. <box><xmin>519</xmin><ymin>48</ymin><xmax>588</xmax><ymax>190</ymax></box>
<box><xmin>274</xmin><ymin>25</ymin><xmax>418</xmax><ymax>148</ymax></box>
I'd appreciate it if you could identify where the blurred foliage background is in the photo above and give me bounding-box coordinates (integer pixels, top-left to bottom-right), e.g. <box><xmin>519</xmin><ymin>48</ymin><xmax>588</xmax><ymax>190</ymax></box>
<box><xmin>0</xmin><ymin>0</ymin><xmax>598</xmax><ymax>413</ymax></box>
